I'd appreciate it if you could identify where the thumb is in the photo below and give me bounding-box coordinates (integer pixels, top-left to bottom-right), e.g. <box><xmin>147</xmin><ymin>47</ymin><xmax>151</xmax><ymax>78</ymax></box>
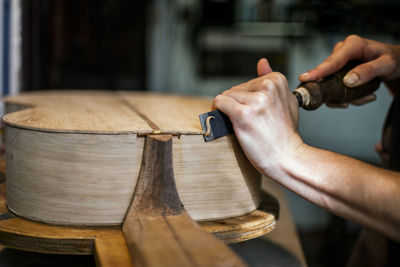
<box><xmin>257</xmin><ymin>58</ymin><xmax>273</xmax><ymax>77</ymax></box>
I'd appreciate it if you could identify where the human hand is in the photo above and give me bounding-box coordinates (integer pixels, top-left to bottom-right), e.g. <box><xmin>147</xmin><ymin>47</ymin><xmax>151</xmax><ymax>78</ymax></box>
<box><xmin>212</xmin><ymin>58</ymin><xmax>303</xmax><ymax>177</ymax></box>
<box><xmin>299</xmin><ymin>35</ymin><xmax>400</xmax><ymax>107</ymax></box>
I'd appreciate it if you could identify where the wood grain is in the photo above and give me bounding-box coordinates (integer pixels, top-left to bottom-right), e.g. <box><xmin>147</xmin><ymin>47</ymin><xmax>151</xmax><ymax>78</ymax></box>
<box><xmin>120</xmin><ymin>91</ymin><xmax>212</xmax><ymax>134</ymax></box>
<box><xmin>199</xmin><ymin>195</ymin><xmax>277</xmax><ymax>244</ymax></box>
<box><xmin>5</xmin><ymin>126</ymin><xmax>143</xmax><ymax>225</ymax></box>
<box><xmin>4</xmin><ymin>91</ymin><xmax>152</xmax><ymax>133</ymax></box>
<box><xmin>173</xmin><ymin>134</ymin><xmax>261</xmax><ymax>221</ymax></box>
<box><xmin>3</xmin><ymin>91</ymin><xmax>261</xmax><ymax>226</ymax></box>
<box><xmin>0</xmin><ymin>177</ymin><xmax>275</xmax><ymax>256</ymax></box>
<box><xmin>0</xmin><ymin>153</ymin><xmax>276</xmax><ymax>266</ymax></box>
<box><xmin>122</xmin><ymin>135</ymin><xmax>245</xmax><ymax>267</ymax></box>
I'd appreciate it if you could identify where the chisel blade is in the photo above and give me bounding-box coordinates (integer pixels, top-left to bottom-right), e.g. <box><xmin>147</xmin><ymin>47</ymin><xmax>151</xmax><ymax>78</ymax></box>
<box><xmin>199</xmin><ymin>110</ymin><xmax>233</xmax><ymax>142</ymax></box>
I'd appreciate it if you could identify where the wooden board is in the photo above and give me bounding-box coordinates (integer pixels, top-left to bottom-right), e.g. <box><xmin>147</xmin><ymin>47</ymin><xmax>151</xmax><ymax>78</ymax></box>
<box><xmin>3</xmin><ymin>91</ymin><xmax>261</xmax><ymax>226</ymax></box>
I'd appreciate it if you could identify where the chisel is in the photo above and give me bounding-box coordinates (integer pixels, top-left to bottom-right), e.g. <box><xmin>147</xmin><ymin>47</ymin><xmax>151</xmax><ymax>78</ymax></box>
<box><xmin>199</xmin><ymin>61</ymin><xmax>381</xmax><ymax>141</ymax></box>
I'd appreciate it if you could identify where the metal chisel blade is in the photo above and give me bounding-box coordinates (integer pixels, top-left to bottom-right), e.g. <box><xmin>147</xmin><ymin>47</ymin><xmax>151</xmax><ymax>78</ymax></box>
<box><xmin>199</xmin><ymin>110</ymin><xmax>233</xmax><ymax>142</ymax></box>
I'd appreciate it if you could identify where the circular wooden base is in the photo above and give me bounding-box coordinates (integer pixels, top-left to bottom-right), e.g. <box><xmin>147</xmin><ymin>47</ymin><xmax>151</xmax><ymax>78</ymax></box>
<box><xmin>0</xmin><ymin>177</ymin><xmax>276</xmax><ymax>266</ymax></box>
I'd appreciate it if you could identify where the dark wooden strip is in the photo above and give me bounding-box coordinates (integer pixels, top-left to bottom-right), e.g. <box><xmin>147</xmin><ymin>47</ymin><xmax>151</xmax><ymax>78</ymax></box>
<box><xmin>117</xmin><ymin>95</ymin><xmax>161</xmax><ymax>131</ymax></box>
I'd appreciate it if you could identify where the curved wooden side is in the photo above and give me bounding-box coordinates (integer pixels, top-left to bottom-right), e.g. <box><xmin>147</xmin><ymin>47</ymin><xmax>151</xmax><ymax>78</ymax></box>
<box><xmin>3</xmin><ymin>91</ymin><xmax>261</xmax><ymax>226</ymax></box>
<box><xmin>0</xmin><ymin>176</ymin><xmax>275</xmax><ymax>263</ymax></box>
<box><xmin>5</xmin><ymin>125</ymin><xmax>261</xmax><ymax>225</ymax></box>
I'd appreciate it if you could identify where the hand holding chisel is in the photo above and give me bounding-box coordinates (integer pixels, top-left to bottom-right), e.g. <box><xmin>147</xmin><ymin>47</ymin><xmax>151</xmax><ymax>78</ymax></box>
<box><xmin>201</xmin><ymin>36</ymin><xmax>400</xmax><ymax>245</ymax></box>
<box><xmin>200</xmin><ymin>61</ymin><xmax>381</xmax><ymax>141</ymax></box>
<box><xmin>293</xmin><ymin>61</ymin><xmax>380</xmax><ymax>110</ymax></box>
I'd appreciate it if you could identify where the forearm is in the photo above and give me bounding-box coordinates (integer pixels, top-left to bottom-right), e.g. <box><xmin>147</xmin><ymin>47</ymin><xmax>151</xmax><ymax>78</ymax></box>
<box><xmin>269</xmin><ymin>143</ymin><xmax>400</xmax><ymax>241</ymax></box>
<box><xmin>212</xmin><ymin>55</ymin><xmax>400</xmax><ymax>241</ymax></box>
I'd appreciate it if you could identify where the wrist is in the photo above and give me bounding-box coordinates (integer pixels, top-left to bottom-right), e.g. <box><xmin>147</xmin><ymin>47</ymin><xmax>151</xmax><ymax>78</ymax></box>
<box><xmin>262</xmin><ymin>133</ymin><xmax>306</xmax><ymax>179</ymax></box>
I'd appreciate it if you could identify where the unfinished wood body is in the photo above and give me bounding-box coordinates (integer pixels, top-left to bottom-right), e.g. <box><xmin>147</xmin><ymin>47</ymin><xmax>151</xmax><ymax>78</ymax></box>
<box><xmin>3</xmin><ymin>91</ymin><xmax>261</xmax><ymax>226</ymax></box>
<box><xmin>0</xmin><ymin>172</ymin><xmax>276</xmax><ymax>267</ymax></box>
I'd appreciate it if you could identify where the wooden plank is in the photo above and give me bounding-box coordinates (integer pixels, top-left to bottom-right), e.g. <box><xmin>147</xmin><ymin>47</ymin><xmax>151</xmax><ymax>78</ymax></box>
<box><xmin>122</xmin><ymin>135</ymin><xmax>246</xmax><ymax>267</ymax></box>
<box><xmin>120</xmin><ymin>91</ymin><xmax>212</xmax><ymax>134</ymax></box>
<box><xmin>94</xmin><ymin>231</ymin><xmax>132</xmax><ymax>267</ymax></box>
<box><xmin>5</xmin><ymin>126</ymin><xmax>144</xmax><ymax>225</ymax></box>
<box><xmin>173</xmin><ymin>135</ymin><xmax>261</xmax><ymax>221</ymax></box>
<box><xmin>4</xmin><ymin>91</ymin><xmax>152</xmax><ymax>133</ymax></box>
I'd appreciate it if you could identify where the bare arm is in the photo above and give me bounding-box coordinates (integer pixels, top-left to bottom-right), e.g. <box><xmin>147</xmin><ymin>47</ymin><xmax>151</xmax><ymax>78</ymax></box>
<box><xmin>278</xmin><ymin>144</ymin><xmax>400</xmax><ymax>242</ymax></box>
<box><xmin>212</xmin><ymin>37</ymin><xmax>400</xmax><ymax>241</ymax></box>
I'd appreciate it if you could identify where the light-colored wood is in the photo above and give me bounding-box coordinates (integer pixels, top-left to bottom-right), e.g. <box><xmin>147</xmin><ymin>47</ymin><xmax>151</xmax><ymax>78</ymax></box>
<box><xmin>3</xmin><ymin>91</ymin><xmax>261</xmax><ymax>226</ymax></box>
<box><xmin>120</xmin><ymin>91</ymin><xmax>211</xmax><ymax>134</ymax></box>
<box><xmin>173</xmin><ymin>135</ymin><xmax>261</xmax><ymax>221</ymax></box>
<box><xmin>122</xmin><ymin>135</ymin><xmax>245</xmax><ymax>266</ymax></box>
<box><xmin>199</xmin><ymin>209</ymin><xmax>275</xmax><ymax>244</ymax></box>
<box><xmin>3</xmin><ymin>91</ymin><xmax>212</xmax><ymax>134</ymax></box>
<box><xmin>94</xmin><ymin>232</ymin><xmax>132</xmax><ymax>267</ymax></box>
<box><xmin>0</xmin><ymin>207</ymin><xmax>275</xmax><ymax>257</ymax></box>
<box><xmin>6</xmin><ymin>126</ymin><xmax>143</xmax><ymax>225</ymax></box>
<box><xmin>4</xmin><ymin>91</ymin><xmax>152</xmax><ymax>133</ymax></box>
<box><xmin>0</xmin><ymin>162</ymin><xmax>275</xmax><ymax>266</ymax></box>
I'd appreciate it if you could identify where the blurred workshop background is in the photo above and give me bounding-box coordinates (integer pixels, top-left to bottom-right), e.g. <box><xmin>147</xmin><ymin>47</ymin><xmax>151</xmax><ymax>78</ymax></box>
<box><xmin>0</xmin><ymin>0</ymin><xmax>399</xmax><ymax>266</ymax></box>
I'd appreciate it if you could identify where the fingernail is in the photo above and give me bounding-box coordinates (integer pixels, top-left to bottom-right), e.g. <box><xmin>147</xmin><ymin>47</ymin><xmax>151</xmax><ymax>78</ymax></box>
<box><xmin>300</xmin><ymin>72</ymin><xmax>309</xmax><ymax>78</ymax></box>
<box><xmin>343</xmin><ymin>73</ymin><xmax>359</xmax><ymax>86</ymax></box>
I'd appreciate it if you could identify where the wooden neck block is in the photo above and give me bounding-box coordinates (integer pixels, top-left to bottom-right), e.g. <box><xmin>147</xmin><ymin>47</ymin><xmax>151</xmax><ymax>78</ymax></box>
<box><xmin>125</xmin><ymin>135</ymin><xmax>183</xmax><ymax>218</ymax></box>
<box><xmin>122</xmin><ymin>135</ymin><xmax>245</xmax><ymax>267</ymax></box>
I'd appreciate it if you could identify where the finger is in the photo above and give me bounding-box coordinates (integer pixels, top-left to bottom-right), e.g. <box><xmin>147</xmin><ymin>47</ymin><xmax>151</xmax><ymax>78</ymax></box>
<box><xmin>230</xmin><ymin>73</ymin><xmax>278</xmax><ymax>93</ymax></box>
<box><xmin>222</xmin><ymin>90</ymin><xmax>255</xmax><ymax>105</ymax></box>
<box><xmin>343</xmin><ymin>56</ymin><xmax>393</xmax><ymax>87</ymax></box>
<box><xmin>212</xmin><ymin>94</ymin><xmax>244</xmax><ymax>120</ymax></box>
<box><xmin>257</xmin><ymin>58</ymin><xmax>273</xmax><ymax>77</ymax></box>
<box><xmin>333</xmin><ymin>41</ymin><xmax>344</xmax><ymax>52</ymax></box>
<box><xmin>350</xmin><ymin>94</ymin><xmax>377</xmax><ymax>106</ymax></box>
<box><xmin>299</xmin><ymin>36</ymin><xmax>365</xmax><ymax>82</ymax></box>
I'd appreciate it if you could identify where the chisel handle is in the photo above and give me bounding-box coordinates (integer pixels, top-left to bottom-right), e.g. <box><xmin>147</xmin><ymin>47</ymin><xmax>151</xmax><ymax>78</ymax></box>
<box><xmin>293</xmin><ymin>61</ymin><xmax>380</xmax><ymax>110</ymax></box>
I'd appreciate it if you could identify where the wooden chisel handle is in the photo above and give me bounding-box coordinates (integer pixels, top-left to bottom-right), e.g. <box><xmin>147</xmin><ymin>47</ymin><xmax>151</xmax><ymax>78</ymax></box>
<box><xmin>293</xmin><ymin>61</ymin><xmax>381</xmax><ymax>110</ymax></box>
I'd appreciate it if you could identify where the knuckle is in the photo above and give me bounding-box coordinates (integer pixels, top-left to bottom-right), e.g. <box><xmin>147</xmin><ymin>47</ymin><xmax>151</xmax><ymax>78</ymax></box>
<box><xmin>261</xmin><ymin>78</ymin><xmax>274</xmax><ymax>90</ymax></box>
<box><xmin>236</xmin><ymin>106</ymin><xmax>250</xmax><ymax>120</ymax></box>
<box><xmin>270</xmin><ymin>72</ymin><xmax>288</xmax><ymax>90</ymax></box>
<box><xmin>229</xmin><ymin>85</ymin><xmax>237</xmax><ymax>91</ymax></box>
<box><xmin>221</xmin><ymin>90</ymin><xmax>229</xmax><ymax>96</ymax></box>
<box><xmin>213</xmin><ymin>94</ymin><xmax>223</xmax><ymax>106</ymax></box>
<box><xmin>272</xmin><ymin>72</ymin><xmax>286</xmax><ymax>82</ymax></box>
<box><xmin>385</xmin><ymin>53</ymin><xmax>398</xmax><ymax>69</ymax></box>
<box><xmin>252</xmin><ymin>91</ymin><xmax>268</xmax><ymax>105</ymax></box>
<box><xmin>333</xmin><ymin>41</ymin><xmax>343</xmax><ymax>52</ymax></box>
<box><xmin>345</xmin><ymin>34</ymin><xmax>361</xmax><ymax>43</ymax></box>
